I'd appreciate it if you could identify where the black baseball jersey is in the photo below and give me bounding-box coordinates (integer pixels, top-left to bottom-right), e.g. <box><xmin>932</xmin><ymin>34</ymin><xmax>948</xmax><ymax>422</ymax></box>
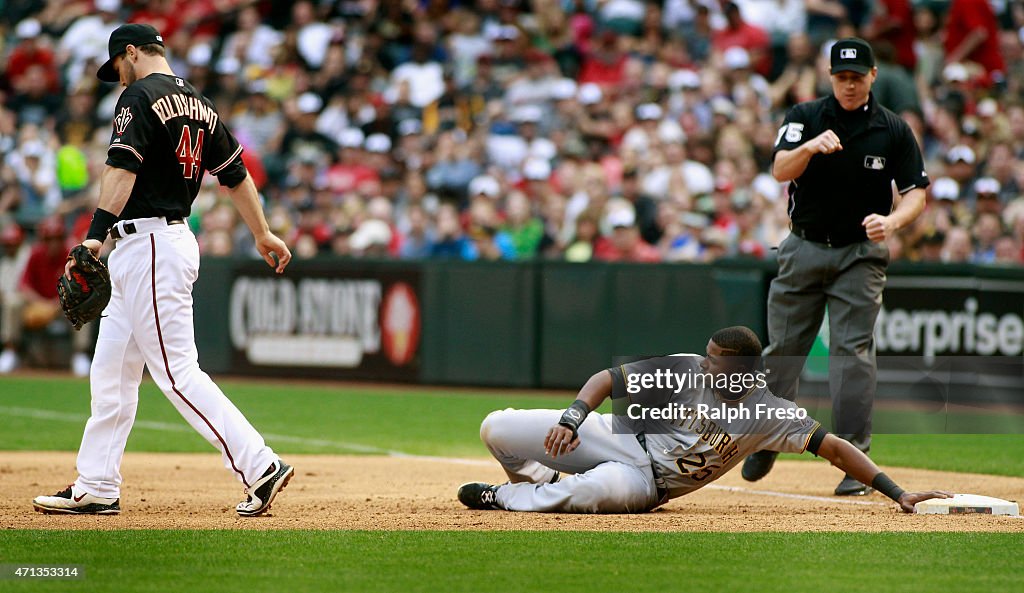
<box><xmin>106</xmin><ymin>73</ymin><xmax>248</xmax><ymax>220</ymax></box>
<box><xmin>773</xmin><ymin>93</ymin><xmax>929</xmax><ymax>242</ymax></box>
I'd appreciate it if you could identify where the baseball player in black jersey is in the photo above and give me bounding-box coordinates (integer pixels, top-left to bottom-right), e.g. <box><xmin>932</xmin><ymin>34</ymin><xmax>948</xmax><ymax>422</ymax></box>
<box><xmin>741</xmin><ymin>39</ymin><xmax>929</xmax><ymax>496</ymax></box>
<box><xmin>33</xmin><ymin>24</ymin><xmax>294</xmax><ymax>517</ymax></box>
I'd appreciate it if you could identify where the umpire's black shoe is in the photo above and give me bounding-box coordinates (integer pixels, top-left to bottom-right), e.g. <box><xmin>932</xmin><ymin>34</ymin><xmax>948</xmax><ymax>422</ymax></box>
<box><xmin>834</xmin><ymin>474</ymin><xmax>874</xmax><ymax>496</ymax></box>
<box><xmin>458</xmin><ymin>482</ymin><xmax>500</xmax><ymax>510</ymax></box>
<box><xmin>741</xmin><ymin>450</ymin><xmax>778</xmax><ymax>482</ymax></box>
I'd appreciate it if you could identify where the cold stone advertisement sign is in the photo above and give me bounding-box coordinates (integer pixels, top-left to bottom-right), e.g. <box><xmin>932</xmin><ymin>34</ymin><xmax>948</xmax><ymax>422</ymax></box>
<box><xmin>227</xmin><ymin>264</ymin><xmax>421</xmax><ymax>380</ymax></box>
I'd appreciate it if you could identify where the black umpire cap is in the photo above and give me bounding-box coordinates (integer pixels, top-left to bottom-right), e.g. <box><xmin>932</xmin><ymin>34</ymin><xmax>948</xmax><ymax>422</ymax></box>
<box><xmin>830</xmin><ymin>38</ymin><xmax>875</xmax><ymax>75</ymax></box>
<box><xmin>97</xmin><ymin>23</ymin><xmax>164</xmax><ymax>82</ymax></box>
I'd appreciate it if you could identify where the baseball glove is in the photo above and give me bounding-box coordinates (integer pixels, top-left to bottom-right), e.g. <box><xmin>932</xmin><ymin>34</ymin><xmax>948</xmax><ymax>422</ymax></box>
<box><xmin>57</xmin><ymin>245</ymin><xmax>111</xmax><ymax>330</ymax></box>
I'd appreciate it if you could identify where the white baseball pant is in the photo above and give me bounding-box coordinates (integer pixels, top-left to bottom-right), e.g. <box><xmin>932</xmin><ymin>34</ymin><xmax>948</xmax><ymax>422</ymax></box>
<box><xmin>75</xmin><ymin>218</ymin><xmax>278</xmax><ymax>498</ymax></box>
<box><xmin>480</xmin><ymin>408</ymin><xmax>659</xmax><ymax>513</ymax></box>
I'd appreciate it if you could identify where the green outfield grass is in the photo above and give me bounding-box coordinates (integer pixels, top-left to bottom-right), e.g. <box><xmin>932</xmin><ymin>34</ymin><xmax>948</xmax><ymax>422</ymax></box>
<box><xmin>2</xmin><ymin>530</ymin><xmax>1022</xmax><ymax>593</ymax></box>
<box><xmin>1</xmin><ymin>376</ymin><xmax>1022</xmax><ymax>476</ymax></box>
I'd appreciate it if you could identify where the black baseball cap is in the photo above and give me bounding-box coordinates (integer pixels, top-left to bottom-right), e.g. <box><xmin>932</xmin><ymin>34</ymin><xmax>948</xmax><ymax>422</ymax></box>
<box><xmin>830</xmin><ymin>38</ymin><xmax>875</xmax><ymax>75</ymax></box>
<box><xmin>97</xmin><ymin>23</ymin><xmax>164</xmax><ymax>82</ymax></box>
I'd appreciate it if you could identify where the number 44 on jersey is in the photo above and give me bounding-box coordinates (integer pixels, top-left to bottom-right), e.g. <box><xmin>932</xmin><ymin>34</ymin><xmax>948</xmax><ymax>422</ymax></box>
<box><xmin>176</xmin><ymin>126</ymin><xmax>204</xmax><ymax>180</ymax></box>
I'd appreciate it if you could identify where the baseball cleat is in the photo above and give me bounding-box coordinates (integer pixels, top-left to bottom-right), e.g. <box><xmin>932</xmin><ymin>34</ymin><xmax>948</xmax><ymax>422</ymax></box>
<box><xmin>834</xmin><ymin>474</ymin><xmax>873</xmax><ymax>496</ymax></box>
<box><xmin>457</xmin><ymin>482</ymin><xmax>501</xmax><ymax>510</ymax></box>
<box><xmin>32</xmin><ymin>485</ymin><xmax>120</xmax><ymax>515</ymax></box>
<box><xmin>741</xmin><ymin>450</ymin><xmax>778</xmax><ymax>482</ymax></box>
<box><xmin>236</xmin><ymin>460</ymin><xmax>294</xmax><ymax>517</ymax></box>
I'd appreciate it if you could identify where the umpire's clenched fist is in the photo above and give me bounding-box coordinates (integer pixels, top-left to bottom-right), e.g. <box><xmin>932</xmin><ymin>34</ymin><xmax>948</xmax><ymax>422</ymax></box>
<box><xmin>807</xmin><ymin>130</ymin><xmax>843</xmax><ymax>155</ymax></box>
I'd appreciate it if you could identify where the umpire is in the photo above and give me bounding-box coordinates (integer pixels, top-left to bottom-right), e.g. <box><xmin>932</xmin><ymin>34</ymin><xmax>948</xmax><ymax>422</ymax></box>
<box><xmin>741</xmin><ymin>38</ymin><xmax>929</xmax><ymax>495</ymax></box>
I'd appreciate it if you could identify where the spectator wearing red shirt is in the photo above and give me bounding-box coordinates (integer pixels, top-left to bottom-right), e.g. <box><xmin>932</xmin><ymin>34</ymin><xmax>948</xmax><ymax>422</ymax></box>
<box><xmin>20</xmin><ymin>217</ymin><xmax>69</xmax><ymax>302</ymax></box>
<box><xmin>578</xmin><ymin>30</ymin><xmax>627</xmax><ymax>87</ymax></box>
<box><xmin>6</xmin><ymin>19</ymin><xmax>60</xmax><ymax>94</ymax></box>
<box><xmin>327</xmin><ymin>129</ymin><xmax>380</xmax><ymax>195</ymax></box>
<box><xmin>594</xmin><ymin>209</ymin><xmax>662</xmax><ymax>262</ymax></box>
<box><xmin>944</xmin><ymin>0</ymin><xmax>1005</xmax><ymax>84</ymax></box>
<box><xmin>17</xmin><ymin>217</ymin><xmax>93</xmax><ymax>376</ymax></box>
<box><xmin>713</xmin><ymin>2</ymin><xmax>771</xmax><ymax>77</ymax></box>
<box><xmin>128</xmin><ymin>0</ymin><xmax>183</xmax><ymax>41</ymax></box>
<box><xmin>866</xmin><ymin>0</ymin><xmax>917</xmax><ymax>71</ymax></box>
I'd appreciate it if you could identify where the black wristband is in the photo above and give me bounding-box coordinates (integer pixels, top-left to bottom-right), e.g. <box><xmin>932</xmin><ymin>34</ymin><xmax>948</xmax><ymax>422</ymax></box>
<box><xmin>557</xmin><ymin>400</ymin><xmax>591</xmax><ymax>438</ymax></box>
<box><xmin>871</xmin><ymin>472</ymin><xmax>906</xmax><ymax>502</ymax></box>
<box><xmin>86</xmin><ymin>208</ymin><xmax>119</xmax><ymax>243</ymax></box>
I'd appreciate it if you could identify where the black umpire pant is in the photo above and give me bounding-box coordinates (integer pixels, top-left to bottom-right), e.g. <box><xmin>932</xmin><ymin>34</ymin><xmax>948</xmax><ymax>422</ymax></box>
<box><xmin>764</xmin><ymin>233</ymin><xmax>889</xmax><ymax>454</ymax></box>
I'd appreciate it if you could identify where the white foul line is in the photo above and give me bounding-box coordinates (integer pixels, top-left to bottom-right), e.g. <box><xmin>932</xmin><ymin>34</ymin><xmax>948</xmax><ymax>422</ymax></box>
<box><xmin>1</xmin><ymin>405</ymin><xmax>884</xmax><ymax>505</ymax></box>
<box><xmin>704</xmin><ymin>484</ymin><xmax>886</xmax><ymax>506</ymax></box>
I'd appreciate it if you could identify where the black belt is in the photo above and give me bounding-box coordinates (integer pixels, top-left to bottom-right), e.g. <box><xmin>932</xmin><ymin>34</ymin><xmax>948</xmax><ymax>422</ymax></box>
<box><xmin>790</xmin><ymin>223</ymin><xmax>866</xmax><ymax>248</ymax></box>
<box><xmin>635</xmin><ymin>432</ymin><xmax>670</xmax><ymax>507</ymax></box>
<box><xmin>110</xmin><ymin>218</ymin><xmax>185</xmax><ymax>240</ymax></box>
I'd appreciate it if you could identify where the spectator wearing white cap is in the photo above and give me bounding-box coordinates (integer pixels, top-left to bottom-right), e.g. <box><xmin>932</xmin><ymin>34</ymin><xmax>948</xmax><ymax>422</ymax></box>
<box><xmin>721</xmin><ymin>46</ymin><xmax>770</xmax><ymax>110</ymax></box>
<box><xmin>620</xmin><ymin>103</ymin><xmax>664</xmax><ymax>156</ymax></box>
<box><xmin>713</xmin><ymin>2</ymin><xmax>771</xmax><ymax>76</ymax></box>
<box><xmin>326</xmin><ymin>128</ymin><xmax>379</xmax><ymax>196</ymax></box>
<box><xmin>363</xmin><ymin>133</ymin><xmax>395</xmax><ymax>178</ymax></box>
<box><xmin>576</xmin><ymin>82</ymin><xmax>604</xmax><ymax>107</ymax></box>
<box><xmin>945</xmin><ymin>144</ymin><xmax>977</xmax><ymax>187</ymax></box>
<box><xmin>973</xmin><ymin>177</ymin><xmax>1004</xmax><ymax>216</ymax></box>
<box><xmin>58</xmin><ymin>0</ymin><xmax>123</xmax><ymax>88</ymax></box>
<box><xmin>511</xmin><ymin>104</ymin><xmax>558</xmax><ymax>161</ymax></box>
<box><xmin>7</xmin><ymin>19</ymin><xmax>59</xmax><ymax>95</ymax></box>
<box><xmin>350</xmin><ymin>219</ymin><xmax>394</xmax><ymax>258</ymax></box>
<box><xmin>924</xmin><ymin>176</ymin><xmax>972</xmax><ymax>233</ymax></box>
<box><xmin>279</xmin><ymin>93</ymin><xmax>338</xmax><ymax>169</ymax></box>
<box><xmin>594</xmin><ymin>207</ymin><xmax>661</xmax><ymax>262</ymax></box>
<box><xmin>7</xmin><ymin>140</ymin><xmax>61</xmax><ymax>227</ymax></box>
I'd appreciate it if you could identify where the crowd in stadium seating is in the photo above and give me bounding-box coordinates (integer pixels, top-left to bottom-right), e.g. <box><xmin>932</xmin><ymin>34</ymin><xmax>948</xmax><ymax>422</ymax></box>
<box><xmin>3</xmin><ymin>0</ymin><xmax>1024</xmax><ymax>274</ymax></box>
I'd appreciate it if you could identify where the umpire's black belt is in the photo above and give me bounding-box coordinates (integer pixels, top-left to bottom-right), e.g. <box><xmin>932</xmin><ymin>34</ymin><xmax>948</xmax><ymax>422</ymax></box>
<box><xmin>110</xmin><ymin>218</ymin><xmax>185</xmax><ymax>240</ymax></box>
<box><xmin>790</xmin><ymin>223</ymin><xmax>867</xmax><ymax>248</ymax></box>
<box><xmin>635</xmin><ymin>432</ymin><xmax>670</xmax><ymax>507</ymax></box>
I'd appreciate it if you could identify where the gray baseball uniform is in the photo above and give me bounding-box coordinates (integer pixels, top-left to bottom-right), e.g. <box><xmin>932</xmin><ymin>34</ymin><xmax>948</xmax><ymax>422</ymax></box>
<box><xmin>480</xmin><ymin>355</ymin><xmax>823</xmax><ymax>513</ymax></box>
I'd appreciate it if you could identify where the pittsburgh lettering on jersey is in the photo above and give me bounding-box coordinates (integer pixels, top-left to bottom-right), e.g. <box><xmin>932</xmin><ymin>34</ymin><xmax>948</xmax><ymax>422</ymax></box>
<box><xmin>680</xmin><ymin>415</ymin><xmax>740</xmax><ymax>463</ymax></box>
<box><xmin>151</xmin><ymin>94</ymin><xmax>219</xmax><ymax>132</ymax></box>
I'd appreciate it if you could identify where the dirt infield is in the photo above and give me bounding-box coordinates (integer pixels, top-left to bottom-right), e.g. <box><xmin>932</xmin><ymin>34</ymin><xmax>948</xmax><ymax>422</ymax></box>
<box><xmin>2</xmin><ymin>452</ymin><xmax>1021</xmax><ymax>532</ymax></box>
